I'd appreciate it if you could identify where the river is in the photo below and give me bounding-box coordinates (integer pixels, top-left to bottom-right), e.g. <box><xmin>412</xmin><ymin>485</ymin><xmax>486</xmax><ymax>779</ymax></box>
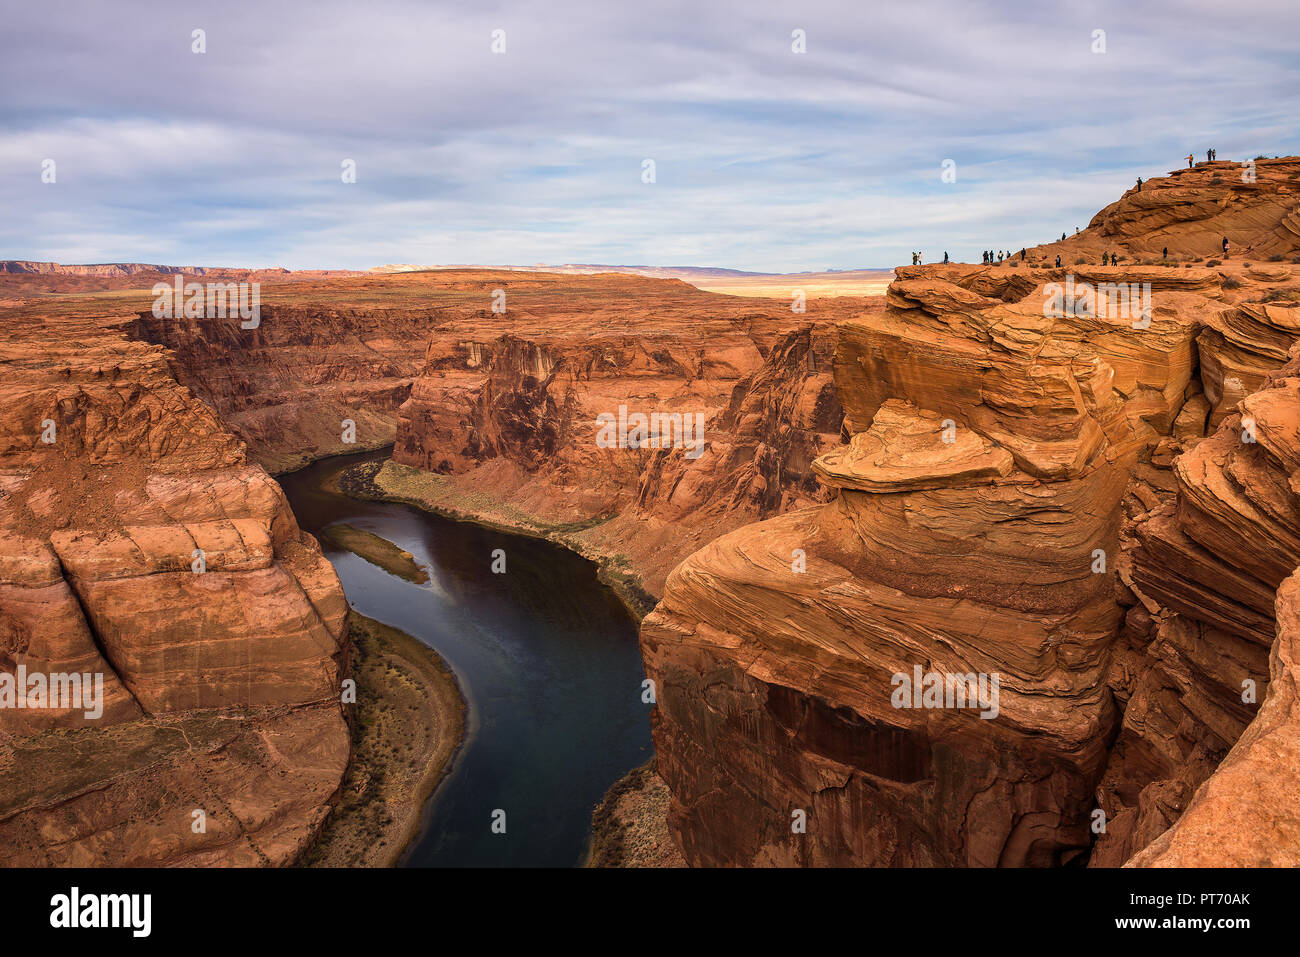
<box><xmin>278</xmin><ymin>449</ymin><xmax>652</xmax><ymax>867</ymax></box>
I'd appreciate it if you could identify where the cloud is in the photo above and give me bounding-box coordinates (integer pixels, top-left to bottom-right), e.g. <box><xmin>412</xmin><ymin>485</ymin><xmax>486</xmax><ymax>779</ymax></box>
<box><xmin>2</xmin><ymin>0</ymin><xmax>1298</xmax><ymax>269</ymax></box>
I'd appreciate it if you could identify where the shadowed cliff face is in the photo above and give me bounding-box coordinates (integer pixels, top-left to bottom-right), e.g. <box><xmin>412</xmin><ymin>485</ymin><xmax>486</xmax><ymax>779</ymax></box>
<box><xmin>134</xmin><ymin>304</ymin><xmax>432</xmax><ymax>474</ymax></box>
<box><xmin>643</xmin><ymin>158</ymin><xmax>1300</xmax><ymax>867</ymax></box>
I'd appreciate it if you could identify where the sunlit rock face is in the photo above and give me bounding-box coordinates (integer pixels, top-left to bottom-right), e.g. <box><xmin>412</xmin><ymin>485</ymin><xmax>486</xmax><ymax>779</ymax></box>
<box><xmin>642</xmin><ymin>160</ymin><xmax>1300</xmax><ymax>866</ymax></box>
<box><xmin>0</xmin><ymin>309</ymin><xmax>349</xmax><ymax>866</ymax></box>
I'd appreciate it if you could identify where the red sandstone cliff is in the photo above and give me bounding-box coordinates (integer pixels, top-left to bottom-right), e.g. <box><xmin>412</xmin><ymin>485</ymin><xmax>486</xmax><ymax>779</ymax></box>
<box><xmin>643</xmin><ymin>158</ymin><xmax>1300</xmax><ymax>866</ymax></box>
<box><xmin>0</xmin><ymin>307</ymin><xmax>349</xmax><ymax>866</ymax></box>
<box><xmin>387</xmin><ymin>272</ymin><xmax>872</xmax><ymax>592</ymax></box>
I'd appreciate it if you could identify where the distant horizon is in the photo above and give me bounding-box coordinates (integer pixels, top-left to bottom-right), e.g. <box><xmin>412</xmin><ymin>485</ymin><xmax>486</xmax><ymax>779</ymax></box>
<box><xmin>0</xmin><ymin>256</ymin><xmax>900</xmax><ymax>276</ymax></box>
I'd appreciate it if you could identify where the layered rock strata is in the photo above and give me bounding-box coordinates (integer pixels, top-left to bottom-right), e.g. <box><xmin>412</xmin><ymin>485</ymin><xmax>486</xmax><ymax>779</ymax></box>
<box><xmin>644</xmin><ymin>244</ymin><xmax>1300</xmax><ymax>865</ymax></box>
<box><xmin>1094</xmin><ymin>350</ymin><xmax>1300</xmax><ymax>865</ymax></box>
<box><xmin>0</xmin><ymin>310</ymin><xmax>349</xmax><ymax>866</ymax></box>
<box><xmin>389</xmin><ymin>274</ymin><xmax>870</xmax><ymax>592</ymax></box>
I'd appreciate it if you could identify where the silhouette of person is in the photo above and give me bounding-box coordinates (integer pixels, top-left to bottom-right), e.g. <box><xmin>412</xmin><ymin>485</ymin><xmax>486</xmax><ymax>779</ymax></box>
<box><xmin>1136</xmin><ymin>177</ymin><xmax>1143</xmax><ymax>191</ymax></box>
<box><xmin>1055</xmin><ymin>255</ymin><xmax>1062</xmax><ymax>268</ymax></box>
<box><xmin>1020</xmin><ymin>248</ymin><xmax>1026</xmax><ymax>261</ymax></box>
<box><xmin>1062</xmin><ymin>232</ymin><xmax>1066</xmax><ymax>241</ymax></box>
<box><xmin>1222</xmin><ymin>237</ymin><xmax>1229</xmax><ymax>257</ymax></box>
<box><xmin>1163</xmin><ymin>246</ymin><xmax>1168</xmax><ymax>260</ymax></box>
<box><xmin>1207</xmin><ymin>149</ymin><xmax>1212</xmax><ymax>163</ymax></box>
<box><xmin>1187</xmin><ymin>154</ymin><xmax>1194</xmax><ymax>168</ymax></box>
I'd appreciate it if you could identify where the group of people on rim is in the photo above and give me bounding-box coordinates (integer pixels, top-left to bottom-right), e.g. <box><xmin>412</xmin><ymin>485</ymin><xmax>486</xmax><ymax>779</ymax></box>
<box><xmin>1187</xmin><ymin>148</ymin><xmax>1217</xmax><ymax>167</ymax></box>
<box><xmin>981</xmin><ymin>249</ymin><xmax>1026</xmax><ymax>265</ymax></box>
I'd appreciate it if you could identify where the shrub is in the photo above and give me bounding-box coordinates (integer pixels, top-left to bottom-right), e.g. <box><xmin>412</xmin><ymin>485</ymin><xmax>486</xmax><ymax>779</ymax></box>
<box><xmin>1268</xmin><ymin>254</ymin><xmax>1285</xmax><ymax>262</ymax></box>
<box><xmin>1073</xmin><ymin>256</ymin><xmax>1088</xmax><ymax>266</ymax></box>
<box><xmin>1207</xmin><ymin>259</ymin><xmax>1221</xmax><ymax>266</ymax></box>
<box><xmin>1223</xmin><ymin>276</ymin><xmax>1242</xmax><ymax>289</ymax></box>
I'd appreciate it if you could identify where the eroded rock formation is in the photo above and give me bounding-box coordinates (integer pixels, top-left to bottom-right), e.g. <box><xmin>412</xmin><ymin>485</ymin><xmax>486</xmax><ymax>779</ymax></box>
<box><xmin>643</xmin><ymin>158</ymin><xmax>1300</xmax><ymax>867</ymax></box>
<box><xmin>389</xmin><ymin>273</ymin><xmax>871</xmax><ymax>592</ymax></box>
<box><xmin>0</xmin><ymin>309</ymin><xmax>349</xmax><ymax>865</ymax></box>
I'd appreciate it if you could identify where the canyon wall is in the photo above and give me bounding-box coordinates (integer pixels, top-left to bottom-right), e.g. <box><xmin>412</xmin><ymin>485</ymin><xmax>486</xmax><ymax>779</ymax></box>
<box><xmin>123</xmin><ymin>272</ymin><xmax>866</xmax><ymax>594</ymax></box>
<box><xmin>1094</xmin><ymin>347</ymin><xmax>1300</xmax><ymax>865</ymax></box>
<box><xmin>0</xmin><ymin>308</ymin><xmax>350</xmax><ymax>866</ymax></box>
<box><xmin>387</xmin><ymin>273</ymin><xmax>871</xmax><ymax>592</ymax></box>
<box><xmin>135</xmin><ymin>304</ymin><xmax>432</xmax><ymax>473</ymax></box>
<box><xmin>643</xmin><ymin>158</ymin><xmax>1300</xmax><ymax>866</ymax></box>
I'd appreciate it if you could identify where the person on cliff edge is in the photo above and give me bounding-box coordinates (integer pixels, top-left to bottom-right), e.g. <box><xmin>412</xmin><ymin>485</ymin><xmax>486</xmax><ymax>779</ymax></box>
<box><xmin>943</xmin><ymin>251</ymin><xmax>949</xmax><ymax>264</ymax></box>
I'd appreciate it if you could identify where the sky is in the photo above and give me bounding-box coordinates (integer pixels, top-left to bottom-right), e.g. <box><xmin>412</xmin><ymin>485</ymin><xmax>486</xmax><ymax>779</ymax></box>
<box><xmin>3</xmin><ymin>0</ymin><xmax>1299</xmax><ymax>271</ymax></box>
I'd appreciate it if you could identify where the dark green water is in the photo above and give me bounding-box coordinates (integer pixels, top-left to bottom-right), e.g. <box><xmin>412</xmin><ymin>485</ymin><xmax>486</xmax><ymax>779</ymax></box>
<box><xmin>278</xmin><ymin>450</ymin><xmax>652</xmax><ymax>867</ymax></box>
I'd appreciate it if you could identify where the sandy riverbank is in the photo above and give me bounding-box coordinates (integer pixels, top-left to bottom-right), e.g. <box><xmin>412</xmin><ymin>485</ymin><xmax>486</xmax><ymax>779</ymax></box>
<box><xmin>586</xmin><ymin>761</ymin><xmax>686</xmax><ymax>867</ymax></box>
<box><xmin>302</xmin><ymin>611</ymin><xmax>466</xmax><ymax>867</ymax></box>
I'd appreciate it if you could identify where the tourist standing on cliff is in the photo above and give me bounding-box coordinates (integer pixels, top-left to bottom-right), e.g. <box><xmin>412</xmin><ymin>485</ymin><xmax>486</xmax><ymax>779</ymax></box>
<box><xmin>1055</xmin><ymin>255</ymin><xmax>1062</xmax><ymax>268</ymax></box>
<box><xmin>1187</xmin><ymin>154</ymin><xmax>1194</xmax><ymax>168</ymax></box>
<box><xmin>1223</xmin><ymin>237</ymin><xmax>1230</xmax><ymax>257</ymax></box>
<box><xmin>943</xmin><ymin>251</ymin><xmax>949</xmax><ymax>264</ymax></box>
<box><xmin>1163</xmin><ymin>246</ymin><xmax>1169</xmax><ymax>260</ymax></box>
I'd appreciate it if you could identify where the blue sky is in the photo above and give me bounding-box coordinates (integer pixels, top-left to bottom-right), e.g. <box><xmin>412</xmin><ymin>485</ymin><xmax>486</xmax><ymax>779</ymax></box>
<box><xmin>3</xmin><ymin>0</ymin><xmax>1298</xmax><ymax>271</ymax></box>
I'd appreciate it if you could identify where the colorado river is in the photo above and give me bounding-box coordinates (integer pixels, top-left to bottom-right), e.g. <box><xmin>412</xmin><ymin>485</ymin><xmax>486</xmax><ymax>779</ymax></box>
<box><xmin>279</xmin><ymin>450</ymin><xmax>652</xmax><ymax>867</ymax></box>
